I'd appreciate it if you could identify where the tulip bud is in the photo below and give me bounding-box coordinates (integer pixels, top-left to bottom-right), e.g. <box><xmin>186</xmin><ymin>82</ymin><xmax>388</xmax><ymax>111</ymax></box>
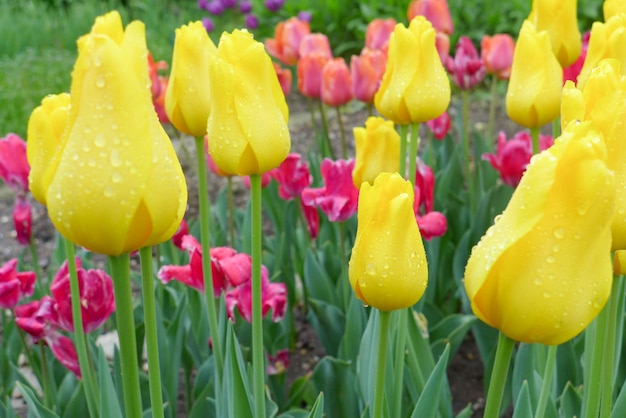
<box><xmin>407</xmin><ymin>0</ymin><xmax>454</xmax><ymax>35</ymax></box>
<box><xmin>446</xmin><ymin>36</ymin><xmax>486</xmax><ymax>90</ymax></box>
<box><xmin>207</xmin><ymin>29</ymin><xmax>290</xmax><ymax>176</ymax></box>
<box><xmin>374</xmin><ymin>16</ymin><xmax>450</xmax><ymax>125</ymax></box>
<box><xmin>506</xmin><ymin>20</ymin><xmax>562</xmax><ymax>128</ymax></box>
<box><xmin>465</xmin><ymin>121</ymin><xmax>615</xmax><ymax>345</ymax></box>
<box><xmin>40</xmin><ymin>11</ymin><xmax>187</xmax><ymax>255</ymax></box>
<box><xmin>165</xmin><ymin>21</ymin><xmax>217</xmax><ymax>137</ymax></box>
<box><xmin>265</xmin><ymin>17</ymin><xmax>310</xmax><ymax>65</ymax></box>
<box><xmin>528</xmin><ymin>0</ymin><xmax>581</xmax><ymax>67</ymax></box>
<box><xmin>481</xmin><ymin>34</ymin><xmax>515</xmax><ymax>80</ymax></box>
<box><xmin>352</xmin><ymin>116</ymin><xmax>400</xmax><ymax>187</ymax></box>
<box><xmin>321</xmin><ymin>57</ymin><xmax>353</xmax><ymax>107</ymax></box>
<box><xmin>349</xmin><ymin>172</ymin><xmax>428</xmax><ymax>311</ymax></box>
<box><xmin>365</xmin><ymin>18</ymin><xmax>396</xmax><ymax>53</ymax></box>
<box><xmin>351</xmin><ymin>49</ymin><xmax>387</xmax><ymax>104</ymax></box>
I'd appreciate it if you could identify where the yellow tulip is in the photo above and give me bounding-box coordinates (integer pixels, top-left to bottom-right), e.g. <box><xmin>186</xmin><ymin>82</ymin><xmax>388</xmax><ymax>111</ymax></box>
<box><xmin>374</xmin><ymin>16</ymin><xmax>450</xmax><ymax>125</ymax></box>
<box><xmin>349</xmin><ymin>172</ymin><xmax>428</xmax><ymax>311</ymax></box>
<box><xmin>165</xmin><ymin>21</ymin><xmax>217</xmax><ymax>137</ymax></box>
<box><xmin>614</xmin><ymin>250</ymin><xmax>626</xmax><ymax>275</ymax></box>
<box><xmin>560</xmin><ymin>80</ymin><xmax>584</xmax><ymax>130</ymax></box>
<box><xmin>506</xmin><ymin>20</ymin><xmax>562</xmax><ymax>128</ymax></box>
<box><xmin>41</xmin><ymin>11</ymin><xmax>187</xmax><ymax>255</ymax></box>
<box><xmin>604</xmin><ymin>0</ymin><xmax>626</xmax><ymax>20</ymax></box>
<box><xmin>464</xmin><ymin>120</ymin><xmax>615</xmax><ymax>345</ymax></box>
<box><xmin>561</xmin><ymin>59</ymin><xmax>626</xmax><ymax>250</ymax></box>
<box><xmin>26</xmin><ymin>93</ymin><xmax>71</xmax><ymax>205</ymax></box>
<box><xmin>352</xmin><ymin>117</ymin><xmax>400</xmax><ymax>188</ymax></box>
<box><xmin>528</xmin><ymin>0</ymin><xmax>581</xmax><ymax>67</ymax></box>
<box><xmin>207</xmin><ymin>29</ymin><xmax>290</xmax><ymax>176</ymax></box>
<box><xmin>577</xmin><ymin>15</ymin><xmax>626</xmax><ymax>89</ymax></box>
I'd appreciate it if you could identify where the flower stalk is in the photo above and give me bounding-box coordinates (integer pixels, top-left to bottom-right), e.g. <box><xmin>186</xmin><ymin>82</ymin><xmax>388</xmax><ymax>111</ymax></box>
<box><xmin>483</xmin><ymin>332</ymin><xmax>515</xmax><ymax>418</ymax></box>
<box><xmin>374</xmin><ymin>310</ymin><xmax>391</xmax><ymax>418</ymax></box>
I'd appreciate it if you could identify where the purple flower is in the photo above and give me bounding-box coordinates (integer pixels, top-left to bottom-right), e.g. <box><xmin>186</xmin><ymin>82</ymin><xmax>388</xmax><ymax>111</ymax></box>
<box><xmin>202</xmin><ymin>17</ymin><xmax>215</xmax><ymax>32</ymax></box>
<box><xmin>245</xmin><ymin>13</ymin><xmax>259</xmax><ymax>30</ymax></box>
<box><xmin>298</xmin><ymin>11</ymin><xmax>312</xmax><ymax>22</ymax></box>
<box><xmin>264</xmin><ymin>0</ymin><xmax>285</xmax><ymax>12</ymax></box>
<box><xmin>219</xmin><ymin>0</ymin><xmax>237</xmax><ymax>8</ymax></box>
<box><xmin>197</xmin><ymin>0</ymin><xmax>210</xmax><ymax>11</ymax></box>
<box><xmin>239</xmin><ymin>0</ymin><xmax>252</xmax><ymax>13</ymax></box>
<box><xmin>207</xmin><ymin>0</ymin><xmax>225</xmax><ymax>14</ymax></box>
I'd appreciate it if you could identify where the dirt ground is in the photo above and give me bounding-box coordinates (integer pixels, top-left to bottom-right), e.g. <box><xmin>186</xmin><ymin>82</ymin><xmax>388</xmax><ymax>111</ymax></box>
<box><xmin>0</xmin><ymin>90</ymin><xmax>523</xmax><ymax>417</ymax></box>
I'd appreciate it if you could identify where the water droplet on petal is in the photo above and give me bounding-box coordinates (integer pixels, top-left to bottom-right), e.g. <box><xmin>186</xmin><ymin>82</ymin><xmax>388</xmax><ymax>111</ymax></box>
<box><xmin>96</xmin><ymin>75</ymin><xmax>105</xmax><ymax>88</ymax></box>
<box><xmin>94</xmin><ymin>134</ymin><xmax>106</xmax><ymax>148</ymax></box>
<box><xmin>103</xmin><ymin>186</ymin><xmax>114</xmax><ymax>197</ymax></box>
<box><xmin>553</xmin><ymin>227</ymin><xmax>565</xmax><ymax>239</ymax></box>
<box><xmin>110</xmin><ymin>149</ymin><xmax>122</xmax><ymax>167</ymax></box>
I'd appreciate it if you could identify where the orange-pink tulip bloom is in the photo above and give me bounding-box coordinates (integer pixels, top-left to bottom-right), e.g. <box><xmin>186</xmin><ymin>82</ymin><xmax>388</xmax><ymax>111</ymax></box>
<box><xmin>481</xmin><ymin>34</ymin><xmax>515</xmax><ymax>80</ymax></box>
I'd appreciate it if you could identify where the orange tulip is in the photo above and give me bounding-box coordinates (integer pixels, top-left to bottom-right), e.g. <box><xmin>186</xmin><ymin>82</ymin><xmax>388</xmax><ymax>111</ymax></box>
<box><xmin>297</xmin><ymin>53</ymin><xmax>331</xmax><ymax>99</ymax></box>
<box><xmin>350</xmin><ymin>48</ymin><xmax>386</xmax><ymax>103</ymax></box>
<box><xmin>481</xmin><ymin>34</ymin><xmax>515</xmax><ymax>80</ymax></box>
<box><xmin>321</xmin><ymin>58</ymin><xmax>353</xmax><ymax>107</ymax></box>
<box><xmin>265</xmin><ymin>17</ymin><xmax>310</xmax><ymax>65</ymax></box>
<box><xmin>407</xmin><ymin>0</ymin><xmax>454</xmax><ymax>35</ymax></box>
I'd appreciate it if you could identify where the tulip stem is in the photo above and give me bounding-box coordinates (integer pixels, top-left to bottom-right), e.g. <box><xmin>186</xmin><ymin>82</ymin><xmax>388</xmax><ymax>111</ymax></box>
<box><xmin>373</xmin><ymin>310</ymin><xmax>391</xmax><ymax>418</ymax></box>
<box><xmin>227</xmin><ymin>176</ymin><xmax>235</xmax><ymax>247</ymax></box>
<box><xmin>64</xmin><ymin>238</ymin><xmax>100</xmax><ymax>418</ymax></box>
<box><xmin>534</xmin><ymin>344</ymin><xmax>557</xmax><ymax>418</ymax></box>
<box><xmin>530</xmin><ymin>127</ymin><xmax>540</xmax><ymax>155</ymax></box>
<box><xmin>391</xmin><ymin>309</ymin><xmax>408</xmax><ymax>417</ymax></box>
<box><xmin>600</xmin><ymin>276</ymin><xmax>621</xmax><ymax>417</ymax></box>
<box><xmin>399</xmin><ymin>124</ymin><xmax>408</xmax><ymax>178</ymax></box>
<box><xmin>139</xmin><ymin>246</ymin><xmax>164</xmax><ymax>418</ymax></box>
<box><xmin>462</xmin><ymin>90</ymin><xmax>474</xmax><ymax>213</ymax></box>
<box><xmin>194</xmin><ymin>136</ymin><xmax>224</xmax><ymax>381</ymax></box>
<box><xmin>408</xmin><ymin>123</ymin><xmax>420</xmax><ymax>186</ymax></box>
<box><xmin>109</xmin><ymin>253</ymin><xmax>142</xmax><ymax>418</ymax></box>
<box><xmin>250</xmin><ymin>174</ymin><xmax>266</xmax><ymax>418</ymax></box>
<box><xmin>336</xmin><ymin>106</ymin><xmax>347</xmax><ymax>159</ymax></box>
<box><xmin>487</xmin><ymin>75</ymin><xmax>498</xmax><ymax>142</ymax></box>
<box><xmin>483</xmin><ymin>332</ymin><xmax>515</xmax><ymax>418</ymax></box>
<box><xmin>318</xmin><ymin>100</ymin><xmax>334</xmax><ymax>159</ymax></box>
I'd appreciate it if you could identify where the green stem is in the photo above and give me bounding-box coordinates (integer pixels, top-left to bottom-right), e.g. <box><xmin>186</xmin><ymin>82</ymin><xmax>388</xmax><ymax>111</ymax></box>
<box><xmin>399</xmin><ymin>124</ymin><xmax>408</xmax><ymax>178</ymax></box>
<box><xmin>462</xmin><ymin>91</ymin><xmax>474</xmax><ymax>213</ymax></box>
<box><xmin>338</xmin><ymin>221</ymin><xmax>349</xmax><ymax>310</ymax></box>
<box><xmin>530</xmin><ymin>127</ymin><xmax>540</xmax><ymax>156</ymax></box>
<box><xmin>109</xmin><ymin>253</ymin><xmax>142</xmax><ymax>418</ymax></box>
<box><xmin>64</xmin><ymin>239</ymin><xmax>100</xmax><ymax>417</ymax></box>
<box><xmin>600</xmin><ymin>276</ymin><xmax>621</xmax><ymax>418</ymax></box>
<box><xmin>391</xmin><ymin>309</ymin><xmax>408</xmax><ymax>418</ymax></box>
<box><xmin>408</xmin><ymin>123</ymin><xmax>420</xmax><ymax>185</ymax></box>
<box><xmin>227</xmin><ymin>176</ymin><xmax>235</xmax><ymax>247</ymax></box>
<box><xmin>373</xmin><ymin>310</ymin><xmax>391</xmax><ymax>418</ymax></box>
<box><xmin>307</xmin><ymin>96</ymin><xmax>319</xmax><ymax>137</ymax></box>
<box><xmin>367</xmin><ymin>102</ymin><xmax>373</xmax><ymax>118</ymax></box>
<box><xmin>139</xmin><ymin>246</ymin><xmax>164</xmax><ymax>418</ymax></box>
<box><xmin>39</xmin><ymin>341</ymin><xmax>56</xmax><ymax>409</ymax></box>
<box><xmin>483</xmin><ymin>332</ymin><xmax>515</xmax><ymax>418</ymax></box>
<box><xmin>250</xmin><ymin>174</ymin><xmax>266</xmax><ymax>418</ymax></box>
<box><xmin>336</xmin><ymin>106</ymin><xmax>347</xmax><ymax>159</ymax></box>
<box><xmin>535</xmin><ymin>345</ymin><xmax>558</xmax><ymax>418</ymax></box>
<box><xmin>487</xmin><ymin>75</ymin><xmax>498</xmax><ymax>142</ymax></box>
<box><xmin>194</xmin><ymin>136</ymin><xmax>224</xmax><ymax>380</ymax></box>
<box><xmin>318</xmin><ymin>101</ymin><xmax>334</xmax><ymax>159</ymax></box>
<box><xmin>584</xmin><ymin>302</ymin><xmax>608</xmax><ymax>418</ymax></box>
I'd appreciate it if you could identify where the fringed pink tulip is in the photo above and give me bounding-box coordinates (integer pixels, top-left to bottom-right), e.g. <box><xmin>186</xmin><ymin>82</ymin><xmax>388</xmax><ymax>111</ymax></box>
<box><xmin>446</xmin><ymin>36</ymin><xmax>486</xmax><ymax>89</ymax></box>
<box><xmin>0</xmin><ymin>133</ymin><xmax>29</xmax><ymax>195</ymax></box>
<box><xmin>271</xmin><ymin>153</ymin><xmax>312</xmax><ymax>200</ymax></box>
<box><xmin>301</xmin><ymin>158</ymin><xmax>359</xmax><ymax>222</ymax></box>
<box><xmin>171</xmin><ymin>219</ymin><xmax>189</xmax><ymax>251</ymax></box>
<box><xmin>301</xmin><ymin>200</ymin><xmax>320</xmax><ymax>239</ymax></box>
<box><xmin>0</xmin><ymin>259</ymin><xmax>35</xmax><ymax>310</ymax></box>
<box><xmin>13</xmin><ymin>197</ymin><xmax>32</xmax><ymax>246</ymax></box>
<box><xmin>225</xmin><ymin>265</ymin><xmax>287</xmax><ymax>323</ymax></box>
<box><xmin>426</xmin><ymin>111</ymin><xmax>451</xmax><ymax>139</ymax></box>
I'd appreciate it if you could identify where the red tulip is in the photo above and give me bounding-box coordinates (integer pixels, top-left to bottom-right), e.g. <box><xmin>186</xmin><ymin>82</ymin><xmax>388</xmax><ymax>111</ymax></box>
<box><xmin>0</xmin><ymin>258</ymin><xmax>35</xmax><ymax>310</ymax></box>
<box><xmin>426</xmin><ymin>111</ymin><xmax>451</xmax><ymax>139</ymax></box>
<box><xmin>301</xmin><ymin>200</ymin><xmax>320</xmax><ymax>239</ymax></box>
<box><xmin>301</xmin><ymin>158</ymin><xmax>359</xmax><ymax>222</ymax></box>
<box><xmin>265</xmin><ymin>17</ymin><xmax>311</xmax><ymax>65</ymax></box>
<box><xmin>351</xmin><ymin>48</ymin><xmax>387</xmax><ymax>103</ymax></box>
<box><xmin>365</xmin><ymin>18</ymin><xmax>396</xmax><ymax>53</ymax></box>
<box><xmin>225</xmin><ymin>265</ymin><xmax>287</xmax><ymax>323</ymax></box>
<box><xmin>407</xmin><ymin>0</ymin><xmax>454</xmax><ymax>35</ymax></box>
<box><xmin>446</xmin><ymin>36</ymin><xmax>486</xmax><ymax>89</ymax></box>
<box><xmin>171</xmin><ymin>219</ymin><xmax>189</xmax><ymax>251</ymax></box>
<box><xmin>271</xmin><ymin>153</ymin><xmax>312</xmax><ymax>200</ymax></box>
<box><xmin>49</xmin><ymin>258</ymin><xmax>116</xmax><ymax>334</ymax></box>
<box><xmin>482</xmin><ymin>130</ymin><xmax>554</xmax><ymax>187</ymax></box>
<box><xmin>0</xmin><ymin>133</ymin><xmax>29</xmax><ymax>195</ymax></box>
<box><xmin>321</xmin><ymin>57</ymin><xmax>353</xmax><ymax>107</ymax></box>
<box><xmin>413</xmin><ymin>159</ymin><xmax>447</xmax><ymax>239</ymax></box>
<box><xmin>13</xmin><ymin>197</ymin><xmax>32</xmax><ymax>246</ymax></box>
<box><xmin>481</xmin><ymin>34</ymin><xmax>515</xmax><ymax>80</ymax></box>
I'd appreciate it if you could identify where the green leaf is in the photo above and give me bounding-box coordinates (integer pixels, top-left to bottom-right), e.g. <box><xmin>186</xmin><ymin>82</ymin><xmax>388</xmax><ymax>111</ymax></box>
<box><xmin>307</xmin><ymin>298</ymin><xmax>345</xmax><ymax>357</ymax></box>
<box><xmin>307</xmin><ymin>392</ymin><xmax>324</xmax><ymax>418</ymax></box>
<box><xmin>410</xmin><ymin>344</ymin><xmax>451</xmax><ymax>418</ymax></box>
<box><xmin>303</xmin><ymin>249</ymin><xmax>337</xmax><ymax>306</ymax></box>
<box><xmin>222</xmin><ymin>324</ymin><xmax>253</xmax><ymax>418</ymax></box>
<box><xmin>559</xmin><ymin>382</ymin><xmax>582</xmax><ymax>418</ymax></box>
<box><xmin>512</xmin><ymin>381</ymin><xmax>533</xmax><ymax>418</ymax></box>
<box><xmin>454</xmin><ymin>404</ymin><xmax>473</xmax><ymax>418</ymax></box>
<box><xmin>15</xmin><ymin>382</ymin><xmax>60</xmax><ymax>418</ymax></box>
<box><xmin>0</xmin><ymin>398</ymin><xmax>18</xmax><ymax>418</ymax></box>
<box><xmin>429</xmin><ymin>314</ymin><xmax>477</xmax><ymax>360</ymax></box>
<box><xmin>98</xmin><ymin>347</ymin><xmax>123</xmax><ymax>418</ymax></box>
<box><xmin>338</xmin><ymin>295</ymin><xmax>367</xmax><ymax>361</ymax></box>
<box><xmin>310</xmin><ymin>356</ymin><xmax>359</xmax><ymax>417</ymax></box>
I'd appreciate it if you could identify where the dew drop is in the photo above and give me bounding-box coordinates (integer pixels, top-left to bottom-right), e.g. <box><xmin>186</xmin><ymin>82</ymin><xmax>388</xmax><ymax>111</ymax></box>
<box><xmin>534</xmin><ymin>278</ymin><xmax>543</xmax><ymax>286</ymax></box>
<box><xmin>96</xmin><ymin>75</ymin><xmax>105</xmax><ymax>88</ymax></box>
<box><xmin>103</xmin><ymin>186</ymin><xmax>114</xmax><ymax>197</ymax></box>
<box><xmin>93</xmin><ymin>55</ymin><xmax>102</xmax><ymax>67</ymax></box>
<box><xmin>553</xmin><ymin>227</ymin><xmax>565</xmax><ymax>239</ymax></box>
<box><xmin>547</xmin><ymin>255</ymin><xmax>555</xmax><ymax>264</ymax></box>
<box><xmin>365</xmin><ymin>263</ymin><xmax>376</xmax><ymax>275</ymax></box>
<box><xmin>543</xmin><ymin>291</ymin><xmax>551</xmax><ymax>298</ymax></box>
<box><xmin>94</xmin><ymin>134</ymin><xmax>106</xmax><ymax>148</ymax></box>
<box><xmin>110</xmin><ymin>149</ymin><xmax>122</xmax><ymax>167</ymax></box>
<box><xmin>112</xmin><ymin>172</ymin><xmax>122</xmax><ymax>183</ymax></box>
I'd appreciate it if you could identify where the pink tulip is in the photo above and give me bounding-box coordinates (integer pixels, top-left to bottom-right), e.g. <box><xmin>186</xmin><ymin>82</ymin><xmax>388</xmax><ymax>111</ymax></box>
<box><xmin>241</xmin><ymin>173</ymin><xmax>272</xmax><ymax>189</ymax></box>
<box><xmin>267</xmin><ymin>349</ymin><xmax>290</xmax><ymax>375</ymax></box>
<box><xmin>271</xmin><ymin>153</ymin><xmax>312</xmax><ymax>200</ymax></box>
<box><xmin>13</xmin><ymin>197</ymin><xmax>32</xmax><ymax>246</ymax></box>
<box><xmin>321</xmin><ymin>57</ymin><xmax>353</xmax><ymax>107</ymax></box>
<box><xmin>297</xmin><ymin>53</ymin><xmax>331</xmax><ymax>99</ymax></box>
<box><xmin>481</xmin><ymin>34</ymin><xmax>515</xmax><ymax>80</ymax></box>
<box><xmin>0</xmin><ymin>133</ymin><xmax>29</xmax><ymax>195</ymax></box>
<box><xmin>446</xmin><ymin>36</ymin><xmax>486</xmax><ymax>90</ymax></box>
<box><xmin>365</xmin><ymin>18</ymin><xmax>396</xmax><ymax>53</ymax></box>
<box><xmin>407</xmin><ymin>0</ymin><xmax>454</xmax><ymax>35</ymax></box>
<box><xmin>172</xmin><ymin>219</ymin><xmax>189</xmax><ymax>251</ymax></box>
<box><xmin>426</xmin><ymin>111</ymin><xmax>451</xmax><ymax>140</ymax></box>
<box><xmin>0</xmin><ymin>258</ymin><xmax>36</xmax><ymax>310</ymax></box>
<box><xmin>563</xmin><ymin>31</ymin><xmax>590</xmax><ymax>85</ymax></box>
<box><xmin>147</xmin><ymin>52</ymin><xmax>170</xmax><ymax>124</ymax></box>
<box><xmin>416</xmin><ymin>211</ymin><xmax>448</xmax><ymax>240</ymax></box>
<box><xmin>301</xmin><ymin>200</ymin><xmax>320</xmax><ymax>239</ymax></box>
<box><xmin>225</xmin><ymin>265</ymin><xmax>287</xmax><ymax>323</ymax></box>
<box><xmin>49</xmin><ymin>258</ymin><xmax>116</xmax><ymax>334</ymax></box>
<box><xmin>273</xmin><ymin>62</ymin><xmax>293</xmax><ymax>96</ymax></box>
<box><xmin>47</xmin><ymin>333</ymin><xmax>81</xmax><ymax>378</ymax></box>
<box><xmin>265</xmin><ymin>17</ymin><xmax>311</xmax><ymax>65</ymax></box>
<box><xmin>301</xmin><ymin>158</ymin><xmax>359</xmax><ymax>222</ymax></box>
<box><xmin>482</xmin><ymin>130</ymin><xmax>554</xmax><ymax>187</ymax></box>
<box><xmin>351</xmin><ymin>48</ymin><xmax>387</xmax><ymax>104</ymax></box>
<box><xmin>413</xmin><ymin>159</ymin><xmax>447</xmax><ymax>239</ymax></box>
<box><xmin>298</xmin><ymin>33</ymin><xmax>332</xmax><ymax>58</ymax></box>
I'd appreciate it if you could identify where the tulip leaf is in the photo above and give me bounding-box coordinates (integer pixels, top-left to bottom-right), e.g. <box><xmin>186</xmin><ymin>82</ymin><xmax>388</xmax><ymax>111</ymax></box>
<box><xmin>512</xmin><ymin>381</ymin><xmax>533</xmax><ymax>418</ymax></box>
<box><xmin>307</xmin><ymin>392</ymin><xmax>324</xmax><ymax>418</ymax></box>
<box><xmin>612</xmin><ymin>378</ymin><xmax>626</xmax><ymax>418</ymax></box>
<box><xmin>304</xmin><ymin>249</ymin><xmax>337</xmax><ymax>306</ymax></box>
<box><xmin>222</xmin><ymin>324</ymin><xmax>254</xmax><ymax>418</ymax></box>
<box><xmin>410</xmin><ymin>344</ymin><xmax>450</xmax><ymax>418</ymax></box>
<box><xmin>559</xmin><ymin>382</ymin><xmax>582</xmax><ymax>418</ymax></box>
<box><xmin>98</xmin><ymin>346</ymin><xmax>123</xmax><ymax>418</ymax></box>
<box><xmin>15</xmin><ymin>382</ymin><xmax>60</xmax><ymax>418</ymax></box>
<box><xmin>429</xmin><ymin>314</ymin><xmax>477</xmax><ymax>360</ymax></box>
<box><xmin>0</xmin><ymin>398</ymin><xmax>17</xmax><ymax>418</ymax></box>
<box><xmin>309</xmin><ymin>356</ymin><xmax>359</xmax><ymax>417</ymax></box>
<box><xmin>55</xmin><ymin>372</ymin><xmax>81</xmax><ymax>417</ymax></box>
<box><xmin>338</xmin><ymin>294</ymin><xmax>368</xmax><ymax>361</ymax></box>
<box><xmin>454</xmin><ymin>404</ymin><xmax>473</xmax><ymax>418</ymax></box>
<box><xmin>306</xmin><ymin>298</ymin><xmax>345</xmax><ymax>357</ymax></box>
